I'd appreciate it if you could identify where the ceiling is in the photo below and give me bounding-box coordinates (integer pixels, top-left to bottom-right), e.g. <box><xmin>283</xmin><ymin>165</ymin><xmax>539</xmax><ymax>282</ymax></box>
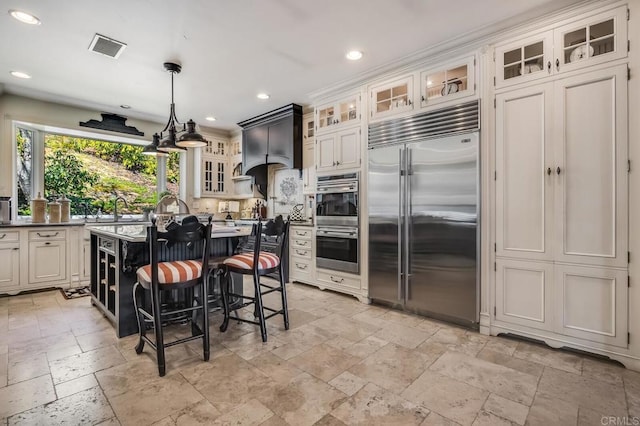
<box><xmin>0</xmin><ymin>0</ymin><xmax>585</xmax><ymax>133</ymax></box>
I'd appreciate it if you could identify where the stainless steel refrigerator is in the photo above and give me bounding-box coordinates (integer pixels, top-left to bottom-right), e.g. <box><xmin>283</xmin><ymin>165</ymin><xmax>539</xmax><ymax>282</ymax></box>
<box><xmin>368</xmin><ymin>132</ymin><xmax>479</xmax><ymax>327</ymax></box>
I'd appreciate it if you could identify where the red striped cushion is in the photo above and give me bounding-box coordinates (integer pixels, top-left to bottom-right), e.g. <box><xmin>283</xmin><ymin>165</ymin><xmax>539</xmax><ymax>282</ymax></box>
<box><xmin>223</xmin><ymin>252</ymin><xmax>280</xmax><ymax>270</ymax></box>
<box><xmin>136</xmin><ymin>260</ymin><xmax>202</xmax><ymax>285</ymax></box>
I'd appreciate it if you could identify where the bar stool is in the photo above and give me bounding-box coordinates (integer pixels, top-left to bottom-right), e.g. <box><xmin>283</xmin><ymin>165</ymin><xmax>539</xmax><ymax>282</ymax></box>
<box><xmin>132</xmin><ymin>216</ymin><xmax>212</xmax><ymax>377</ymax></box>
<box><xmin>219</xmin><ymin>220</ymin><xmax>290</xmax><ymax>342</ymax></box>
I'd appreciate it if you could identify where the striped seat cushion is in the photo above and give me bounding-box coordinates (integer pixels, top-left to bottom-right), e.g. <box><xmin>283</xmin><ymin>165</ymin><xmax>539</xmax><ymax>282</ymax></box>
<box><xmin>223</xmin><ymin>252</ymin><xmax>280</xmax><ymax>271</ymax></box>
<box><xmin>136</xmin><ymin>260</ymin><xmax>202</xmax><ymax>285</ymax></box>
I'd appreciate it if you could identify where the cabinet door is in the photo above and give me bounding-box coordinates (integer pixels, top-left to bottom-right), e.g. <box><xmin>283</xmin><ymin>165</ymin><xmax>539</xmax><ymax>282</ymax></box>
<box><xmin>202</xmin><ymin>157</ymin><xmax>227</xmax><ymax>196</ymax></box>
<box><xmin>555</xmin><ymin>264</ymin><xmax>627</xmax><ymax>347</ymax></box>
<box><xmin>335</xmin><ymin>128</ymin><xmax>360</xmax><ymax>170</ymax></box>
<box><xmin>495</xmin><ymin>31</ymin><xmax>553</xmax><ymax>88</ymax></box>
<box><xmin>553</xmin><ymin>65</ymin><xmax>627</xmax><ymax>268</ymax></box>
<box><xmin>495</xmin><ymin>259</ymin><xmax>554</xmax><ymax>331</ymax></box>
<box><xmin>28</xmin><ymin>241</ymin><xmax>67</xmax><ymax>284</ymax></box>
<box><xmin>302</xmin><ymin>113</ymin><xmax>315</xmax><ymax>143</ymax></box>
<box><xmin>554</xmin><ymin>5</ymin><xmax>627</xmax><ymax>75</ymax></box>
<box><xmin>370</xmin><ymin>76</ymin><xmax>413</xmax><ymax>120</ymax></box>
<box><xmin>302</xmin><ymin>143</ymin><xmax>315</xmax><ymax>194</ymax></box>
<box><xmin>420</xmin><ymin>57</ymin><xmax>475</xmax><ymax>107</ymax></box>
<box><xmin>82</xmin><ymin>240</ymin><xmax>91</xmax><ymax>282</ymax></box>
<box><xmin>495</xmin><ymin>83</ymin><xmax>554</xmax><ymax>261</ymax></box>
<box><xmin>0</xmin><ymin>244</ymin><xmax>20</xmax><ymax>289</ymax></box>
<box><xmin>316</xmin><ymin>133</ymin><xmax>336</xmax><ymax>171</ymax></box>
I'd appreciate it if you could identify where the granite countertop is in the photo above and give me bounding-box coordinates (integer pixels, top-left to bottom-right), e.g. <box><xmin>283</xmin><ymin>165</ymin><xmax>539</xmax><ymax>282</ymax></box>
<box><xmin>87</xmin><ymin>223</ymin><xmax>252</xmax><ymax>242</ymax></box>
<box><xmin>0</xmin><ymin>221</ymin><xmax>87</xmax><ymax>228</ymax></box>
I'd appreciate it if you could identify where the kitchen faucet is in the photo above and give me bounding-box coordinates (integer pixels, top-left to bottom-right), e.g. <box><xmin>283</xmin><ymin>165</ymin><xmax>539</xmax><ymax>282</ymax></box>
<box><xmin>113</xmin><ymin>195</ymin><xmax>128</xmax><ymax>222</ymax></box>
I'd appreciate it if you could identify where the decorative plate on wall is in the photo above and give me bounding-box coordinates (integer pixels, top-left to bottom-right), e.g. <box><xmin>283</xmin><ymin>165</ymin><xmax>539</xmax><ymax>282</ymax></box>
<box><xmin>273</xmin><ymin>169</ymin><xmax>304</xmax><ymax>215</ymax></box>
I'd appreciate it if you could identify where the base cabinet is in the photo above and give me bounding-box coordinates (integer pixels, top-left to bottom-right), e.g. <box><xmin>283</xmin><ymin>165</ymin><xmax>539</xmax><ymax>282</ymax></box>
<box><xmin>0</xmin><ymin>233</ymin><xmax>20</xmax><ymax>289</ymax></box>
<box><xmin>27</xmin><ymin>229</ymin><xmax>67</xmax><ymax>285</ymax></box>
<box><xmin>289</xmin><ymin>226</ymin><xmax>315</xmax><ymax>284</ymax></box>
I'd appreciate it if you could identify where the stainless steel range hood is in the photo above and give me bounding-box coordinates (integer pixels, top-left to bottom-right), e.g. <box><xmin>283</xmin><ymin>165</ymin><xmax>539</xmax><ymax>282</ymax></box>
<box><xmin>237</xmin><ymin>104</ymin><xmax>303</xmax><ymax>198</ymax></box>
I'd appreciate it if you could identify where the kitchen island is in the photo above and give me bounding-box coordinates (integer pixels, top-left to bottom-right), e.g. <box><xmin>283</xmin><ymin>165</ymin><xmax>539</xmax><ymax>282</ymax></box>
<box><xmin>87</xmin><ymin>223</ymin><xmax>251</xmax><ymax>337</ymax></box>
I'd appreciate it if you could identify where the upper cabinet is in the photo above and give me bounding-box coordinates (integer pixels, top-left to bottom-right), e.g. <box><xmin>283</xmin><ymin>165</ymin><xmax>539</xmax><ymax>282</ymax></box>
<box><xmin>420</xmin><ymin>57</ymin><xmax>475</xmax><ymax>108</ymax></box>
<box><xmin>201</xmin><ymin>137</ymin><xmax>228</xmax><ymax>197</ymax></box>
<box><xmin>495</xmin><ymin>5</ymin><xmax>627</xmax><ymax>88</ymax></box>
<box><xmin>315</xmin><ymin>94</ymin><xmax>361</xmax><ymax>133</ymax></box>
<box><xmin>302</xmin><ymin>113</ymin><xmax>315</xmax><ymax>144</ymax></box>
<box><xmin>369</xmin><ymin>75</ymin><xmax>414</xmax><ymax>120</ymax></box>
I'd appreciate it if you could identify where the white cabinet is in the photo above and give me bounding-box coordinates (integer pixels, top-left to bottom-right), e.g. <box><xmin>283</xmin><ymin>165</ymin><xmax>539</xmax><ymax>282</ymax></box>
<box><xmin>369</xmin><ymin>75</ymin><xmax>414</xmax><ymax>120</ymax></box>
<box><xmin>289</xmin><ymin>226</ymin><xmax>315</xmax><ymax>284</ymax></box>
<box><xmin>316</xmin><ymin>127</ymin><xmax>361</xmax><ymax>173</ymax></box>
<box><xmin>494</xmin><ymin>64</ymin><xmax>628</xmax><ymax>347</ymax></box>
<box><xmin>302</xmin><ymin>113</ymin><xmax>315</xmax><ymax>144</ymax></box>
<box><xmin>420</xmin><ymin>56</ymin><xmax>475</xmax><ymax>107</ymax></box>
<box><xmin>27</xmin><ymin>229</ymin><xmax>67</xmax><ymax>285</ymax></box>
<box><xmin>302</xmin><ymin>142</ymin><xmax>315</xmax><ymax>195</ymax></box>
<box><xmin>495</xmin><ymin>5</ymin><xmax>627</xmax><ymax>88</ymax></box>
<box><xmin>201</xmin><ymin>138</ymin><xmax>228</xmax><ymax>197</ymax></box>
<box><xmin>315</xmin><ymin>94</ymin><xmax>361</xmax><ymax>133</ymax></box>
<box><xmin>0</xmin><ymin>231</ymin><xmax>20</xmax><ymax>290</ymax></box>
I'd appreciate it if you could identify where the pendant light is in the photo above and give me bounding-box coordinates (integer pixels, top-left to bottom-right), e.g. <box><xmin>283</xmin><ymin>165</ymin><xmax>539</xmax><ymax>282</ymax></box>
<box><xmin>142</xmin><ymin>133</ymin><xmax>169</xmax><ymax>156</ymax></box>
<box><xmin>157</xmin><ymin>62</ymin><xmax>207</xmax><ymax>151</ymax></box>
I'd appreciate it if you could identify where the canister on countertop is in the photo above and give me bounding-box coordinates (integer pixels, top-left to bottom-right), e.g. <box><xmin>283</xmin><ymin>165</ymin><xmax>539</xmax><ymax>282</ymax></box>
<box><xmin>58</xmin><ymin>195</ymin><xmax>70</xmax><ymax>222</ymax></box>
<box><xmin>48</xmin><ymin>200</ymin><xmax>61</xmax><ymax>223</ymax></box>
<box><xmin>31</xmin><ymin>192</ymin><xmax>47</xmax><ymax>223</ymax></box>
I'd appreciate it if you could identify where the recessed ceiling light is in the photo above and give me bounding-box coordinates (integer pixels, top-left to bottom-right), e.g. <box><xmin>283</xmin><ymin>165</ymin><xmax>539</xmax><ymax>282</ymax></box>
<box><xmin>205</xmin><ymin>116</ymin><xmax>216</xmax><ymax>122</ymax></box>
<box><xmin>346</xmin><ymin>50</ymin><xmax>363</xmax><ymax>61</ymax></box>
<box><xmin>257</xmin><ymin>93</ymin><xmax>270</xmax><ymax>100</ymax></box>
<box><xmin>9</xmin><ymin>10</ymin><xmax>41</xmax><ymax>25</ymax></box>
<box><xmin>120</xmin><ymin>104</ymin><xmax>131</xmax><ymax>109</ymax></box>
<box><xmin>10</xmin><ymin>71</ymin><xmax>31</xmax><ymax>79</ymax></box>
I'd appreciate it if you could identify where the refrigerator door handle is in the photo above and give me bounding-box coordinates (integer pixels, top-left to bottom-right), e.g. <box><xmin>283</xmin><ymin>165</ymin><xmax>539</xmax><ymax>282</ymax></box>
<box><xmin>405</xmin><ymin>147</ymin><xmax>412</xmax><ymax>301</ymax></box>
<box><xmin>398</xmin><ymin>147</ymin><xmax>404</xmax><ymax>301</ymax></box>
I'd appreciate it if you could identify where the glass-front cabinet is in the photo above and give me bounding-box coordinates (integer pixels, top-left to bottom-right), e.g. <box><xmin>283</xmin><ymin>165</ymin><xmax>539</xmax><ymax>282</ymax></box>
<box><xmin>495</xmin><ymin>5</ymin><xmax>627</xmax><ymax>88</ymax></box>
<box><xmin>554</xmin><ymin>5</ymin><xmax>627</xmax><ymax>73</ymax></box>
<box><xmin>369</xmin><ymin>75</ymin><xmax>413</xmax><ymax>120</ymax></box>
<box><xmin>315</xmin><ymin>94</ymin><xmax>360</xmax><ymax>133</ymax></box>
<box><xmin>420</xmin><ymin>57</ymin><xmax>475</xmax><ymax>108</ymax></box>
<box><xmin>201</xmin><ymin>137</ymin><xmax>228</xmax><ymax>197</ymax></box>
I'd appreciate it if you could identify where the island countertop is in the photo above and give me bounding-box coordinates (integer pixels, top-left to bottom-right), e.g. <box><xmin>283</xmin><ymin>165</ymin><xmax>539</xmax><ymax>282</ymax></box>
<box><xmin>86</xmin><ymin>223</ymin><xmax>252</xmax><ymax>242</ymax></box>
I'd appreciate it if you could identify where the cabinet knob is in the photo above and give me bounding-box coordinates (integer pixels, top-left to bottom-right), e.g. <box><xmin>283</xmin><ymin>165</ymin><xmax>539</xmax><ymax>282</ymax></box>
<box><xmin>547</xmin><ymin>61</ymin><xmax>551</xmax><ymax>73</ymax></box>
<box><xmin>408</xmin><ymin>99</ymin><xmax>412</xmax><ymax>106</ymax></box>
<box><xmin>555</xmin><ymin>58</ymin><xmax>560</xmax><ymax>71</ymax></box>
<box><xmin>547</xmin><ymin>167</ymin><xmax>552</xmax><ymax>175</ymax></box>
<box><xmin>556</xmin><ymin>166</ymin><xmax>561</xmax><ymax>175</ymax></box>
<box><xmin>45</xmin><ymin>242</ymin><xmax>51</xmax><ymax>245</ymax></box>
<box><xmin>421</xmin><ymin>95</ymin><xmax>425</xmax><ymax>102</ymax></box>
<box><xmin>336</xmin><ymin>161</ymin><xmax>340</xmax><ymax>165</ymax></box>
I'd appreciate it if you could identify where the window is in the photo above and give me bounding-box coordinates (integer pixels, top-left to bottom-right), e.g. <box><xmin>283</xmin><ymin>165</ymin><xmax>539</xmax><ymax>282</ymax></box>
<box><xmin>14</xmin><ymin>123</ymin><xmax>183</xmax><ymax>219</ymax></box>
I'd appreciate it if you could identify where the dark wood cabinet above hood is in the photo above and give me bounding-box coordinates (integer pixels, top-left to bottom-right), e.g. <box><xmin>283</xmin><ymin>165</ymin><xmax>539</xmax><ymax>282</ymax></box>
<box><xmin>237</xmin><ymin>104</ymin><xmax>303</xmax><ymax>198</ymax></box>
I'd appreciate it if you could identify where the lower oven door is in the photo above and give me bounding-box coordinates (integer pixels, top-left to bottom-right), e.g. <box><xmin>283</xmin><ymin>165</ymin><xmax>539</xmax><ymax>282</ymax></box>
<box><xmin>316</xmin><ymin>227</ymin><xmax>359</xmax><ymax>274</ymax></box>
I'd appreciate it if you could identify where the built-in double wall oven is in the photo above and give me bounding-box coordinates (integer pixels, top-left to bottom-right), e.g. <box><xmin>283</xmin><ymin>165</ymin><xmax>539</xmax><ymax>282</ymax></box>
<box><xmin>315</xmin><ymin>172</ymin><xmax>359</xmax><ymax>274</ymax></box>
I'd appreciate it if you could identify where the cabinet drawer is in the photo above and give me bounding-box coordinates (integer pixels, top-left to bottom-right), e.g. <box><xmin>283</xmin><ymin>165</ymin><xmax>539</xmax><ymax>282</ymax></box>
<box><xmin>98</xmin><ymin>237</ymin><xmax>116</xmax><ymax>255</ymax></box>
<box><xmin>0</xmin><ymin>231</ymin><xmax>19</xmax><ymax>242</ymax></box>
<box><xmin>291</xmin><ymin>238</ymin><xmax>312</xmax><ymax>249</ymax></box>
<box><xmin>290</xmin><ymin>247</ymin><xmax>313</xmax><ymax>259</ymax></box>
<box><xmin>29</xmin><ymin>229</ymin><xmax>66</xmax><ymax>241</ymax></box>
<box><xmin>316</xmin><ymin>270</ymin><xmax>360</xmax><ymax>290</ymax></box>
<box><xmin>291</xmin><ymin>257</ymin><xmax>312</xmax><ymax>273</ymax></box>
<box><xmin>291</xmin><ymin>228</ymin><xmax>312</xmax><ymax>239</ymax></box>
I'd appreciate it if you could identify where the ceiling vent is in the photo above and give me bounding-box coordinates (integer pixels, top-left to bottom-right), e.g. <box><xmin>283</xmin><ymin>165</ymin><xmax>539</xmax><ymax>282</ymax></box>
<box><xmin>88</xmin><ymin>34</ymin><xmax>126</xmax><ymax>59</ymax></box>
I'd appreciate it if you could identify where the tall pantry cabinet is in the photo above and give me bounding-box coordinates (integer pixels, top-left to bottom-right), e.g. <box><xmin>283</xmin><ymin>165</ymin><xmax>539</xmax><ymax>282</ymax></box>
<box><xmin>493</xmin><ymin>4</ymin><xmax>629</xmax><ymax>349</ymax></box>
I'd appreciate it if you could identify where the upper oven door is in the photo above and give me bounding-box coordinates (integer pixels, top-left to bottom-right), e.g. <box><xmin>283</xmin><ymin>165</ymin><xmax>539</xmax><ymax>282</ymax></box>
<box><xmin>315</xmin><ymin>190</ymin><xmax>358</xmax><ymax>226</ymax></box>
<box><xmin>316</xmin><ymin>176</ymin><xmax>359</xmax><ymax>226</ymax></box>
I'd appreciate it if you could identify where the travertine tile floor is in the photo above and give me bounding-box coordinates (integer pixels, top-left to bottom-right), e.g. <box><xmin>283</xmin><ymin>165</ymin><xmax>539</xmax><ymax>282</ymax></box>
<box><xmin>0</xmin><ymin>280</ymin><xmax>639</xmax><ymax>426</ymax></box>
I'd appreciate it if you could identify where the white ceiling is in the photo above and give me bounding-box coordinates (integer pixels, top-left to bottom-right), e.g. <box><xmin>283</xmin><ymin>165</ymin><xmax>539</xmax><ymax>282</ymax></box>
<box><xmin>0</xmin><ymin>0</ymin><xmax>585</xmax><ymax>133</ymax></box>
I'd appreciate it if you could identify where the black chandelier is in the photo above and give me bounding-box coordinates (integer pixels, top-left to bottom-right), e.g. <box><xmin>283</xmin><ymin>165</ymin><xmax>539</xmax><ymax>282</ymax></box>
<box><xmin>157</xmin><ymin>61</ymin><xmax>207</xmax><ymax>151</ymax></box>
<box><xmin>141</xmin><ymin>133</ymin><xmax>168</xmax><ymax>156</ymax></box>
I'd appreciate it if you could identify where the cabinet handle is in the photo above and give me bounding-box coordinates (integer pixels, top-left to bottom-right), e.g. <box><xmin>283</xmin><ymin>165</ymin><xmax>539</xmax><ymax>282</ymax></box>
<box><xmin>330</xmin><ymin>276</ymin><xmax>344</xmax><ymax>284</ymax></box>
<box><xmin>557</xmin><ymin>166</ymin><xmax>561</xmax><ymax>175</ymax></box>
<box><xmin>333</xmin><ymin>161</ymin><xmax>336</xmax><ymax>166</ymax></box>
<box><xmin>547</xmin><ymin>61</ymin><xmax>551</xmax><ymax>73</ymax></box>
<box><xmin>547</xmin><ymin>167</ymin><xmax>552</xmax><ymax>175</ymax></box>
<box><xmin>336</xmin><ymin>161</ymin><xmax>340</xmax><ymax>166</ymax></box>
<box><xmin>297</xmin><ymin>231</ymin><xmax>308</xmax><ymax>236</ymax></box>
<box><xmin>13</xmin><ymin>247</ymin><xmax>18</xmax><ymax>251</ymax></box>
<box><xmin>45</xmin><ymin>242</ymin><xmax>51</xmax><ymax>245</ymax></box>
<box><xmin>37</xmin><ymin>232</ymin><xmax>59</xmax><ymax>238</ymax></box>
<box><xmin>408</xmin><ymin>99</ymin><xmax>412</xmax><ymax>106</ymax></box>
<box><xmin>296</xmin><ymin>263</ymin><xmax>308</xmax><ymax>270</ymax></box>
<box><xmin>296</xmin><ymin>249</ymin><xmax>307</xmax><ymax>256</ymax></box>
<box><xmin>298</xmin><ymin>241</ymin><xmax>308</xmax><ymax>246</ymax></box>
<box><xmin>0</xmin><ymin>234</ymin><xmax>5</xmax><ymax>240</ymax></box>
<box><xmin>421</xmin><ymin>95</ymin><xmax>425</xmax><ymax>102</ymax></box>
<box><xmin>555</xmin><ymin>58</ymin><xmax>560</xmax><ymax>71</ymax></box>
